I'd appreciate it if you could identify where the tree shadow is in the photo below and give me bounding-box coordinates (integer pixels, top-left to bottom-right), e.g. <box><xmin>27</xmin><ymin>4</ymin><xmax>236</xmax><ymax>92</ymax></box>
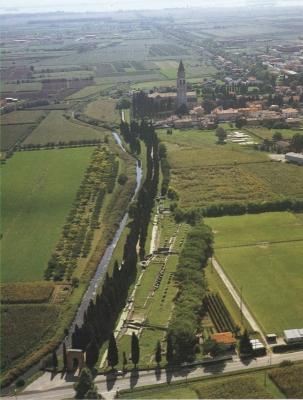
<box><xmin>155</xmin><ymin>367</ymin><xmax>161</xmax><ymax>381</ymax></box>
<box><xmin>165</xmin><ymin>368</ymin><xmax>173</xmax><ymax>384</ymax></box>
<box><xmin>64</xmin><ymin>371</ymin><xmax>78</xmax><ymax>382</ymax></box>
<box><xmin>106</xmin><ymin>373</ymin><xmax>117</xmax><ymax>392</ymax></box>
<box><xmin>203</xmin><ymin>362</ymin><xmax>226</xmax><ymax>375</ymax></box>
<box><xmin>130</xmin><ymin>369</ymin><xmax>139</xmax><ymax>390</ymax></box>
<box><xmin>50</xmin><ymin>371</ymin><xmax>57</xmax><ymax>381</ymax></box>
<box><xmin>240</xmin><ymin>356</ymin><xmax>254</xmax><ymax>367</ymax></box>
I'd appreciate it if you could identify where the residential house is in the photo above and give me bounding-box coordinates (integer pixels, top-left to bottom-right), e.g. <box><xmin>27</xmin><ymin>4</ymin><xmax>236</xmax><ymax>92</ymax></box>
<box><xmin>282</xmin><ymin>108</ymin><xmax>299</xmax><ymax>118</ymax></box>
<box><xmin>210</xmin><ymin>332</ymin><xmax>236</xmax><ymax>349</ymax></box>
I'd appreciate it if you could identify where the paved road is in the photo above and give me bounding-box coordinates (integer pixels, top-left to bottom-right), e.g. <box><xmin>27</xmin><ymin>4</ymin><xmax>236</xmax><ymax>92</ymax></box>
<box><xmin>5</xmin><ymin>351</ymin><xmax>303</xmax><ymax>400</ymax></box>
<box><xmin>211</xmin><ymin>257</ymin><xmax>267</xmax><ymax>345</ymax></box>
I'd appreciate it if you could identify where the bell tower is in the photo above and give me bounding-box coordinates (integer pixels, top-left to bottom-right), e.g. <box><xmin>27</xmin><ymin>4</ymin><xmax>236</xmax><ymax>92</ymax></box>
<box><xmin>177</xmin><ymin>60</ymin><xmax>187</xmax><ymax>108</ymax></box>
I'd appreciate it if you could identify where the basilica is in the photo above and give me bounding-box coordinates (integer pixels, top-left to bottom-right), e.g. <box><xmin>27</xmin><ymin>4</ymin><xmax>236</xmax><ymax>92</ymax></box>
<box><xmin>147</xmin><ymin>60</ymin><xmax>198</xmax><ymax>110</ymax></box>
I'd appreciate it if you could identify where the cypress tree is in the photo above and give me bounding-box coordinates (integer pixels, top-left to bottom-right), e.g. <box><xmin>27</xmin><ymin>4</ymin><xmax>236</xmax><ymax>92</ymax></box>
<box><xmin>239</xmin><ymin>329</ymin><xmax>253</xmax><ymax>355</ymax></box>
<box><xmin>63</xmin><ymin>342</ymin><xmax>67</xmax><ymax>369</ymax></box>
<box><xmin>131</xmin><ymin>332</ymin><xmax>139</xmax><ymax>368</ymax></box>
<box><xmin>52</xmin><ymin>349</ymin><xmax>58</xmax><ymax>370</ymax></box>
<box><xmin>155</xmin><ymin>340</ymin><xmax>162</xmax><ymax>366</ymax></box>
<box><xmin>86</xmin><ymin>336</ymin><xmax>99</xmax><ymax>369</ymax></box>
<box><xmin>166</xmin><ymin>334</ymin><xmax>173</xmax><ymax>363</ymax></box>
<box><xmin>107</xmin><ymin>332</ymin><xmax>118</xmax><ymax>370</ymax></box>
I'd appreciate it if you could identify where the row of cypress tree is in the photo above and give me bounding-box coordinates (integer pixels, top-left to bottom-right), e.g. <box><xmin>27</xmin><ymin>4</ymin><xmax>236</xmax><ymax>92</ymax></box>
<box><xmin>71</xmin><ymin>121</ymin><xmax>160</xmax><ymax>368</ymax></box>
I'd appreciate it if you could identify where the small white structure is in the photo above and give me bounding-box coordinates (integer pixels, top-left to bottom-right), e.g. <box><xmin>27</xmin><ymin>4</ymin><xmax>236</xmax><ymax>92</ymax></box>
<box><xmin>250</xmin><ymin>339</ymin><xmax>264</xmax><ymax>349</ymax></box>
<box><xmin>285</xmin><ymin>152</ymin><xmax>303</xmax><ymax>163</ymax></box>
<box><xmin>284</xmin><ymin>328</ymin><xmax>303</xmax><ymax>344</ymax></box>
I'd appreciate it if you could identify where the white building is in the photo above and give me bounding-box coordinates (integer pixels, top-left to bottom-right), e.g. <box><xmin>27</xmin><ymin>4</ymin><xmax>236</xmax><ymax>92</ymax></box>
<box><xmin>284</xmin><ymin>329</ymin><xmax>303</xmax><ymax>344</ymax></box>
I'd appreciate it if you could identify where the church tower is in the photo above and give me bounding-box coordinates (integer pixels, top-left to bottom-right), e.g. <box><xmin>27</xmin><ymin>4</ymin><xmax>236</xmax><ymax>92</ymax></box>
<box><xmin>177</xmin><ymin>60</ymin><xmax>187</xmax><ymax>108</ymax></box>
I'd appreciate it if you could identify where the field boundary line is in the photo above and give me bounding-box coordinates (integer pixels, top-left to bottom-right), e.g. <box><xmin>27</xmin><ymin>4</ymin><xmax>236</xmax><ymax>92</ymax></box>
<box><xmin>211</xmin><ymin>256</ymin><xmax>268</xmax><ymax>347</ymax></box>
<box><xmin>214</xmin><ymin>238</ymin><xmax>303</xmax><ymax>249</ymax></box>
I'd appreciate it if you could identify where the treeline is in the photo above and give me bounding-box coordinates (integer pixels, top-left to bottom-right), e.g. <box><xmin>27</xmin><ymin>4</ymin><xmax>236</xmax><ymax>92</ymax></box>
<box><xmin>44</xmin><ymin>148</ymin><xmax>118</xmax><ymax>281</ymax></box>
<box><xmin>202</xmin><ymin>198</ymin><xmax>303</xmax><ymax>217</ymax></box>
<box><xmin>167</xmin><ymin>223</ymin><xmax>214</xmax><ymax>362</ymax></box>
<box><xmin>70</xmin><ymin>121</ymin><xmax>160</xmax><ymax>365</ymax></box>
<box><xmin>159</xmin><ymin>142</ymin><xmax>170</xmax><ymax>196</ymax></box>
<box><xmin>170</xmin><ymin>198</ymin><xmax>303</xmax><ymax>221</ymax></box>
<box><xmin>132</xmin><ymin>91</ymin><xmax>173</xmax><ymax>119</ymax></box>
<box><xmin>21</xmin><ymin>139</ymin><xmax>102</xmax><ymax>150</ymax></box>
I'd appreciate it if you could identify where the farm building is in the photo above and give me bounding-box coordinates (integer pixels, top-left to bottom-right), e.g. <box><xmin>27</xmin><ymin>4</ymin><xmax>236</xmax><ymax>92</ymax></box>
<box><xmin>285</xmin><ymin>152</ymin><xmax>303</xmax><ymax>163</ymax></box>
<box><xmin>210</xmin><ymin>332</ymin><xmax>236</xmax><ymax>349</ymax></box>
<box><xmin>284</xmin><ymin>328</ymin><xmax>303</xmax><ymax>344</ymax></box>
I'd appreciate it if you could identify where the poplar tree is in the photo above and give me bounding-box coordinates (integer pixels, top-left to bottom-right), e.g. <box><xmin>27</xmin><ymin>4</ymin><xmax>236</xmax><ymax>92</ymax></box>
<box><xmin>63</xmin><ymin>342</ymin><xmax>67</xmax><ymax>369</ymax></box>
<box><xmin>166</xmin><ymin>334</ymin><xmax>173</xmax><ymax>363</ymax></box>
<box><xmin>52</xmin><ymin>349</ymin><xmax>58</xmax><ymax>370</ymax></box>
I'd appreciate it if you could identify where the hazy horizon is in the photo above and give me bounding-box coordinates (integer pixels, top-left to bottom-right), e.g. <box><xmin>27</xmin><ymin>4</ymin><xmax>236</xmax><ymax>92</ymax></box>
<box><xmin>1</xmin><ymin>0</ymin><xmax>303</xmax><ymax>14</ymax></box>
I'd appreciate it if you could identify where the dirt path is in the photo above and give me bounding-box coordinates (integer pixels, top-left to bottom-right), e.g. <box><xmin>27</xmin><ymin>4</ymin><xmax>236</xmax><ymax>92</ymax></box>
<box><xmin>211</xmin><ymin>257</ymin><xmax>268</xmax><ymax>347</ymax></box>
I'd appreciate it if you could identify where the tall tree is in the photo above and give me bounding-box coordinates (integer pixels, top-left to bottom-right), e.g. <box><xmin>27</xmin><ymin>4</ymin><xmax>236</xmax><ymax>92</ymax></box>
<box><xmin>215</xmin><ymin>126</ymin><xmax>227</xmax><ymax>142</ymax></box>
<box><xmin>155</xmin><ymin>340</ymin><xmax>162</xmax><ymax>366</ymax></box>
<box><xmin>63</xmin><ymin>342</ymin><xmax>68</xmax><ymax>369</ymax></box>
<box><xmin>131</xmin><ymin>332</ymin><xmax>140</xmax><ymax>368</ymax></box>
<box><xmin>123</xmin><ymin>351</ymin><xmax>128</xmax><ymax>370</ymax></box>
<box><xmin>290</xmin><ymin>133</ymin><xmax>303</xmax><ymax>153</ymax></box>
<box><xmin>107</xmin><ymin>332</ymin><xmax>118</xmax><ymax>370</ymax></box>
<box><xmin>86</xmin><ymin>337</ymin><xmax>99</xmax><ymax>369</ymax></box>
<box><xmin>239</xmin><ymin>329</ymin><xmax>253</xmax><ymax>355</ymax></box>
<box><xmin>52</xmin><ymin>349</ymin><xmax>58</xmax><ymax>370</ymax></box>
<box><xmin>73</xmin><ymin>367</ymin><xmax>94</xmax><ymax>399</ymax></box>
<box><xmin>166</xmin><ymin>334</ymin><xmax>174</xmax><ymax>363</ymax></box>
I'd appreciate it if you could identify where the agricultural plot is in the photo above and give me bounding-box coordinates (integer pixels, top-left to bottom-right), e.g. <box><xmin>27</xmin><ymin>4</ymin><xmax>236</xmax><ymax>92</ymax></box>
<box><xmin>171</xmin><ymin>165</ymin><xmax>276</xmax><ymax>208</ymax></box>
<box><xmin>1</xmin><ymin>147</ymin><xmax>94</xmax><ymax>282</ymax></box>
<box><xmin>160</xmin><ymin>69</ymin><xmax>179</xmax><ymax>79</ymax></box>
<box><xmin>65</xmin><ymin>84</ymin><xmax>112</xmax><ymax>100</ymax></box>
<box><xmin>1</xmin><ymin>282</ymin><xmax>55</xmax><ymax>304</ymax></box>
<box><xmin>85</xmin><ymin>99</ymin><xmax>118</xmax><ymax>123</ymax></box>
<box><xmin>153</xmin><ymin>61</ymin><xmax>179</xmax><ymax>70</ymax></box>
<box><xmin>1</xmin><ymin>304</ymin><xmax>60</xmax><ymax>372</ymax></box>
<box><xmin>1</xmin><ymin>110</ymin><xmax>45</xmax><ymax>125</ymax></box>
<box><xmin>244</xmin><ymin>127</ymin><xmax>298</xmax><ymax>140</ymax></box>
<box><xmin>269</xmin><ymin>364</ymin><xmax>303</xmax><ymax>398</ymax></box>
<box><xmin>241</xmin><ymin>162</ymin><xmax>303</xmax><ymax>199</ymax></box>
<box><xmin>1</xmin><ymin>82</ymin><xmax>42</xmax><ymax>93</ymax></box>
<box><xmin>209</xmin><ymin>213</ymin><xmax>303</xmax><ymax>335</ymax></box>
<box><xmin>196</xmin><ymin>375</ymin><xmax>275</xmax><ymax>399</ymax></box>
<box><xmin>1</xmin><ymin>124</ymin><xmax>33</xmax><ymax>151</ymax></box>
<box><xmin>22</xmin><ymin>110</ymin><xmax>104</xmax><ymax>146</ymax></box>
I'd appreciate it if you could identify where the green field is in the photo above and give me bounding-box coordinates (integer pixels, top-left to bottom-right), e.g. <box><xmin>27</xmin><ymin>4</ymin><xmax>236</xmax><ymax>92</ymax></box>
<box><xmin>1</xmin><ymin>147</ymin><xmax>94</xmax><ymax>282</ymax></box>
<box><xmin>206</xmin><ymin>212</ymin><xmax>303</xmax><ymax>248</ymax></box>
<box><xmin>206</xmin><ymin>212</ymin><xmax>303</xmax><ymax>335</ymax></box>
<box><xmin>23</xmin><ymin>110</ymin><xmax>104</xmax><ymax>145</ymax></box>
<box><xmin>1</xmin><ymin>124</ymin><xmax>32</xmax><ymax>151</ymax></box>
<box><xmin>1</xmin><ymin>110</ymin><xmax>45</xmax><ymax>125</ymax></box>
<box><xmin>65</xmin><ymin>84</ymin><xmax>113</xmax><ymax>100</ymax></box>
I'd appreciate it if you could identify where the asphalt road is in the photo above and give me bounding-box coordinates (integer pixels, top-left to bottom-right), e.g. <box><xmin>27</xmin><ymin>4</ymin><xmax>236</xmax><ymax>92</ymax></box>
<box><xmin>5</xmin><ymin>351</ymin><xmax>303</xmax><ymax>400</ymax></box>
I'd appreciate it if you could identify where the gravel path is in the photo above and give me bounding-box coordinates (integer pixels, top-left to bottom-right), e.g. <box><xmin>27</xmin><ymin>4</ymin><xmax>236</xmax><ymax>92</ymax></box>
<box><xmin>211</xmin><ymin>257</ymin><xmax>268</xmax><ymax>347</ymax></box>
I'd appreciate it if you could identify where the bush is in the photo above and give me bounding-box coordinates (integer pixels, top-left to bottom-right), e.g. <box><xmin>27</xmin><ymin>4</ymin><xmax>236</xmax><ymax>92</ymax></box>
<box><xmin>279</xmin><ymin>360</ymin><xmax>294</xmax><ymax>367</ymax></box>
<box><xmin>15</xmin><ymin>377</ymin><xmax>25</xmax><ymax>387</ymax></box>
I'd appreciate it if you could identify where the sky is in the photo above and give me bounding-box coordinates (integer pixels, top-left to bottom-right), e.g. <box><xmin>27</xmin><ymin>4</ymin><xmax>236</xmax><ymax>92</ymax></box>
<box><xmin>0</xmin><ymin>0</ymin><xmax>301</xmax><ymax>14</ymax></box>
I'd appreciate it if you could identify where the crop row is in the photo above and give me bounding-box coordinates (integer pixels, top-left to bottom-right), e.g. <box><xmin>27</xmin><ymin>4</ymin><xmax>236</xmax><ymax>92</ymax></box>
<box><xmin>1</xmin><ymin>304</ymin><xmax>59</xmax><ymax>372</ymax></box>
<box><xmin>269</xmin><ymin>364</ymin><xmax>303</xmax><ymax>398</ymax></box>
<box><xmin>44</xmin><ymin>147</ymin><xmax>118</xmax><ymax>281</ymax></box>
<box><xmin>1</xmin><ymin>282</ymin><xmax>55</xmax><ymax>304</ymax></box>
<box><xmin>204</xmin><ymin>293</ymin><xmax>236</xmax><ymax>333</ymax></box>
<box><xmin>196</xmin><ymin>375</ymin><xmax>274</xmax><ymax>399</ymax></box>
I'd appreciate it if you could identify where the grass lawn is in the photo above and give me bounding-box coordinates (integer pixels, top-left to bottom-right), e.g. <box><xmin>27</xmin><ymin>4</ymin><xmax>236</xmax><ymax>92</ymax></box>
<box><xmin>215</xmin><ymin>241</ymin><xmax>303</xmax><ymax>335</ymax></box>
<box><xmin>23</xmin><ymin>110</ymin><xmax>104</xmax><ymax>145</ymax></box>
<box><xmin>206</xmin><ymin>212</ymin><xmax>303</xmax><ymax>335</ymax></box>
<box><xmin>205</xmin><ymin>212</ymin><xmax>303</xmax><ymax>248</ymax></box>
<box><xmin>138</xmin><ymin>329</ymin><xmax>165</xmax><ymax>367</ymax></box>
<box><xmin>1</xmin><ymin>147</ymin><xmax>94</xmax><ymax>282</ymax></box>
